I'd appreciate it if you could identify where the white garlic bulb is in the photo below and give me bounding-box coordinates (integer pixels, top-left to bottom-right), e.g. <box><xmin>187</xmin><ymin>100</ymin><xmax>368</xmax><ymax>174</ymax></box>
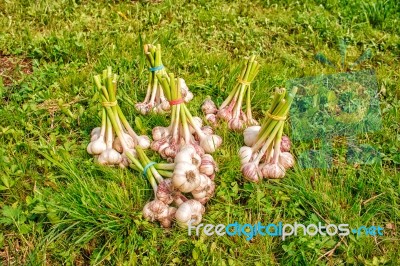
<box><xmin>243</xmin><ymin>126</ymin><xmax>261</xmax><ymax>147</ymax></box>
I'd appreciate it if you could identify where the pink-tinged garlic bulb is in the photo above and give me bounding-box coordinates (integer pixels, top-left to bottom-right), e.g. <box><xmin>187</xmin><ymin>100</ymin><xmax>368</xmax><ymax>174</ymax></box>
<box><xmin>173</xmin><ymin>192</ymin><xmax>187</xmax><ymax>206</ymax></box>
<box><xmin>196</xmin><ymin>181</ymin><xmax>215</xmax><ymax>205</ymax></box>
<box><xmin>201</xmin><ymin>98</ymin><xmax>218</xmax><ymax>115</ymax></box>
<box><xmin>205</xmin><ymin>113</ymin><xmax>217</xmax><ymax>125</ymax></box>
<box><xmin>175</xmin><ymin>199</ymin><xmax>205</xmax><ymax>227</ymax></box>
<box><xmin>191</xmin><ymin>174</ymin><xmax>215</xmax><ymax>204</ymax></box>
<box><xmin>243</xmin><ymin>126</ymin><xmax>261</xmax><ymax>147</ymax></box>
<box><xmin>217</xmin><ymin>107</ymin><xmax>233</xmax><ymax>121</ymax></box>
<box><xmin>241</xmin><ymin>162</ymin><xmax>261</xmax><ymax>183</ymax></box>
<box><xmin>156</xmin><ymin>179</ymin><xmax>175</xmax><ymax>205</ymax></box>
<box><xmin>151</xmin><ymin>138</ymin><xmax>167</xmax><ymax>152</ymax></box>
<box><xmin>159</xmin><ymin>207</ymin><xmax>177</xmax><ymax>228</ymax></box>
<box><xmin>208</xmin><ymin>172</ymin><xmax>215</xmax><ymax>180</ymax></box>
<box><xmin>192</xmin><ymin>142</ymin><xmax>205</xmax><ymax>157</ymax></box>
<box><xmin>199</xmin><ymin>154</ymin><xmax>217</xmax><ymax>176</ymax></box>
<box><xmin>142</xmin><ymin>200</ymin><xmax>169</xmax><ymax>222</ymax></box>
<box><xmin>172</xmin><ymin>162</ymin><xmax>201</xmax><ymax>193</ymax></box>
<box><xmin>160</xmin><ymin>100</ymin><xmax>171</xmax><ymax>111</ymax></box>
<box><xmin>164</xmin><ymin>145</ymin><xmax>178</xmax><ymax>158</ymax></box>
<box><xmin>201</xmin><ymin>126</ymin><xmax>214</xmax><ymax>136</ymax></box>
<box><xmin>279</xmin><ymin>152</ymin><xmax>295</xmax><ymax>169</ymax></box>
<box><xmin>261</xmin><ymin>163</ymin><xmax>286</xmax><ymax>179</ymax></box>
<box><xmin>200</xmin><ymin>135</ymin><xmax>222</xmax><ymax>154</ymax></box>
<box><xmin>239</xmin><ymin>146</ymin><xmax>253</xmax><ymax>165</ymax></box>
<box><xmin>281</xmin><ymin>135</ymin><xmax>291</xmax><ymax>152</ymax></box>
<box><xmin>135</xmin><ymin>103</ymin><xmax>149</xmax><ymax>115</ymax></box>
<box><xmin>152</xmin><ymin>126</ymin><xmax>170</xmax><ymax>141</ymax></box>
<box><xmin>228</xmin><ymin>117</ymin><xmax>244</xmax><ymax>131</ymax></box>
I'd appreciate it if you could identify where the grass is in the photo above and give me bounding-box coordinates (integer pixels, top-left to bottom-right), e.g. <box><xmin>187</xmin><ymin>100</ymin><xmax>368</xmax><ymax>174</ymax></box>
<box><xmin>0</xmin><ymin>0</ymin><xmax>399</xmax><ymax>265</ymax></box>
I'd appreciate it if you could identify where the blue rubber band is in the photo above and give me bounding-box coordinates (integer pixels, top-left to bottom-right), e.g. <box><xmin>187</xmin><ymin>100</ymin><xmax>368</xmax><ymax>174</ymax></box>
<box><xmin>143</xmin><ymin>161</ymin><xmax>157</xmax><ymax>177</ymax></box>
<box><xmin>149</xmin><ymin>65</ymin><xmax>164</xmax><ymax>72</ymax></box>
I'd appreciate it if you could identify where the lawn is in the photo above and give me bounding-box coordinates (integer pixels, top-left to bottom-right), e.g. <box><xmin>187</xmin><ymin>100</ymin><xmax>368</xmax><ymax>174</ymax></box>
<box><xmin>0</xmin><ymin>0</ymin><xmax>399</xmax><ymax>265</ymax></box>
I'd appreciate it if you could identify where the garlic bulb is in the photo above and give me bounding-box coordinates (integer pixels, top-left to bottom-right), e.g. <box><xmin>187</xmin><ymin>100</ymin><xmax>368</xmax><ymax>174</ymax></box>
<box><xmin>243</xmin><ymin>126</ymin><xmax>261</xmax><ymax>146</ymax></box>
<box><xmin>201</xmin><ymin>126</ymin><xmax>214</xmax><ymax>136</ymax></box>
<box><xmin>96</xmin><ymin>154</ymin><xmax>108</xmax><ymax>165</ymax></box>
<box><xmin>205</xmin><ymin>113</ymin><xmax>217</xmax><ymax>125</ymax></box>
<box><xmin>173</xmin><ymin>192</ymin><xmax>187</xmax><ymax>206</ymax></box>
<box><xmin>201</xmin><ymin>98</ymin><xmax>218</xmax><ymax>115</ymax></box>
<box><xmin>87</xmin><ymin>142</ymin><xmax>94</xmax><ymax>154</ymax></box>
<box><xmin>184</xmin><ymin>91</ymin><xmax>194</xmax><ymax>102</ymax></box>
<box><xmin>151</xmin><ymin>138</ymin><xmax>168</xmax><ymax>152</ymax></box>
<box><xmin>239</xmin><ymin>146</ymin><xmax>253</xmax><ymax>165</ymax></box>
<box><xmin>175</xmin><ymin>148</ymin><xmax>201</xmax><ymax>168</ymax></box>
<box><xmin>191</xmin><ymin>174</ymin><xmax>215</xmax><ymax>204</ymax></box>
<box><xmin>175</xmin><ymin>199</ymin><xmax>205</xmax><ymax>227</ymax></box>
<box><xmin>200</xmin><ymin>135</ymin><xmax>222</xmax><ymax>154</ymax></box>
<box><xmin>279</xmin><ymin>152</ymin><xmax>295</xmax><ymax>169</ymax></box>
<box><xmin>199</xmin><ymin>154</ymin><xmax>216</xmax><ymax>176</ymax></box>
<box><xmin>90</xmin><ymin>133</ymin><xmax>100</xmax><ymax>142</ymax></box>
<box><xmin>88</xmin><ymin>138</ymin><xmax>107</xmax><ymax>155</ymax></box>
<box><xmin>142</xmin><ymin>200</ymin><xmax>169</xmax><ymax>222</ymax></box>
<box><xmin>98</xmin><ymin>149</ymin><xmax>122</xmax><ymax>165</ymax></box>
<box><xmin>160</xmin><ymin>100</ymin><xmax>170</xmax><ymax>111</ymax></box>
<box><xmin>119</xmin><ymin>156</ymin><xmax>130</xmax><ymax>168</ymax></box>
<box><xmin>261</xmin><ymin>163</ymin><xmax>285</xmax><ymax>179</ymax></box>
<box><xmin>281</xmin><ymin>135</ymin><xmax>291</xmax><ymax>152</ymax></box>
<box><xmin>137</xmin><ymin>135</ymin><xmax>151</xmax><ymax>149</ymax></box>
<box><xmin>172</xmin><ymin>162</ymin><xmax>201</xmax><ymax>192</ymax></box>
<box><xmin>241</xmin><ymin>162</ymin><xmax>261</xmax><ymax>183</ymax></box>
<box><xmin>217</xmin><ymin>107</ymin><xmax>233</xmax><ymax>121</ymax></box>
<box><xmin>159</xmin><ymin>207</ymin><xmax>177</xmax><ymax>228</ymax></box>
<box><xmin>91</xmin><ymin>127</ymin><xmax>101</xmax><ymax>137</ymax></box>
<box><xmin>135</xmin><ymin>103</ymin><xmax>149</xmax><ymax>115</ymax></box>
<box><xmin>194</xmin><ymin>127</ymin><xmax>213</xmax><ymax>142</ymax></box>
<box><xmin>164</xmin><ymin>145</ymin><xmax>178</xmax><ymax>158</ymax></box>
<box><xmin>228</xmin><ymin>117</ymin><xmax>244</xmax><ymax>131</ymax></box>
<box><xmin>192</xmin><ymin>143</ymin><xmax>205</xmax><ymax>157</ymax></box>
<box><xmin>113</xmin><ymin>133</ymin><xmax>134</xmax><ymax>152</ymax></box>
<box><xmin>156</xmin><ymin>179</ymin><xmax>174</xmax><ymax>204</ymax></box>
<box><xmin>152</xmin><ymin>127</ymin><xmax>170</xmax><ymax>141</ymax></box>
<box><xmin>179</xmin><ymin>78</ymin><xmax>189</xmax><ymax>91</ymax></box>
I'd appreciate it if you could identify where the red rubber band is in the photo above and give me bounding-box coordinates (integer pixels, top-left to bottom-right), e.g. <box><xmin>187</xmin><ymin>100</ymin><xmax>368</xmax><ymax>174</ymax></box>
<box><xmin>169</xmin><ymin>98</ymin><xmax>184</xmax><ymax>105</ymax></box>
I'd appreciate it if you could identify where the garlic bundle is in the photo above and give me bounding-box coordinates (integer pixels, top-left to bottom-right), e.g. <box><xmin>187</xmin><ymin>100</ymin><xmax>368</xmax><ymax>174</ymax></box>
<box><xmin>87</xmin><ymin>67</ymin><xmax>150</xmax><ymax>168</ymax></box>
<box><xmin>240</xmin><ymin>87</ymin><xmax>298</xmax><ymax>182</ymax></box>
<box><xmin>134</xmin><ymin>145</ymin><xmax>217</xmax><ymax>228</ymax></box>
<box><xmin>150</xmin><ymin>72</ymin><xmax>222</xmax><ymax>161</ymax></box>
<box><xmin>201</xmin><ymin>56</ymin><xmax>260</xmax><ymax>130</ymax></box>
<box><xmin>135</xmin><ymin>44</ymin><xmax>193</xmax><ymax>115</ymax></box>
